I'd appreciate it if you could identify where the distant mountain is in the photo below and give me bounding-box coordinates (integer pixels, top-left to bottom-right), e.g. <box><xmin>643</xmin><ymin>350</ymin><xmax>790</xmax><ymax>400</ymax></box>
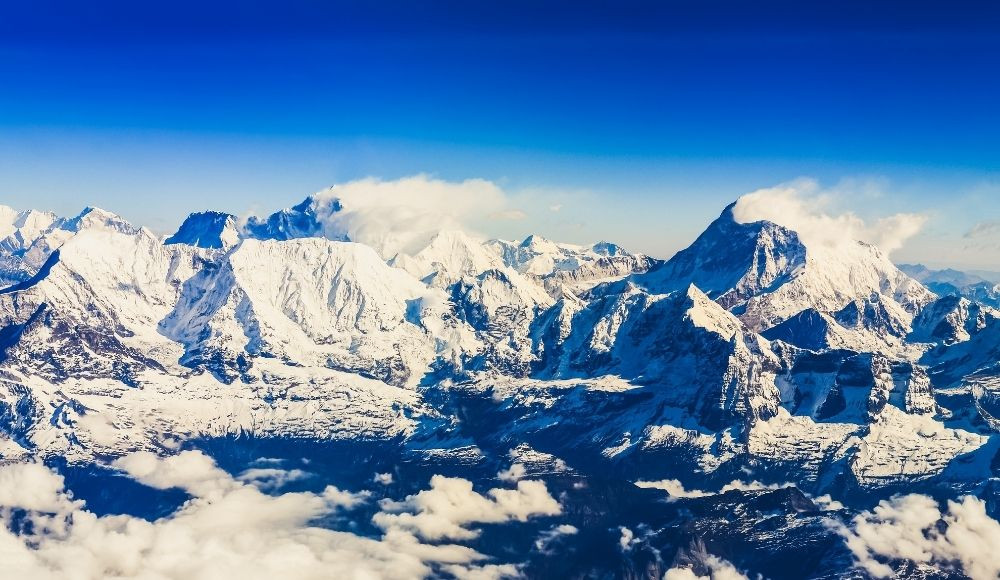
<box><xmin>165</xmin><ymin>211</ymin><xmax>240</xmax><ymax>249</ymax></box>
<box><xmin>243</xmin><ymin>196</ymin><xmax>331</xmax><ymax>241</ymax></box>
<box><xmin>899</xmin><ymin>262</ymin><xmax>1000</xmax><ymax>308</ymax></box>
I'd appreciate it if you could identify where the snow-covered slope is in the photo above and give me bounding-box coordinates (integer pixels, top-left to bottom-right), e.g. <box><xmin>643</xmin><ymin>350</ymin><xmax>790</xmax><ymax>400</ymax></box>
<box><xmin>162</xmin><ymin>237</ymin><xmax>459</xmax><ymax>386</ymax></box>
<box><xmin>0</xmin><ymin>196</ymin><xmax>995</xmax><ymax>509</ymax></box>
<box><xmin>390</xmin><ymin>230</ymin><xmax>507</xmax><ymax>284</ymax></box>
<box><xmin>636</xmin><ymin>204</ymin><xmax>934</xmax><ymax>335</ymax></box>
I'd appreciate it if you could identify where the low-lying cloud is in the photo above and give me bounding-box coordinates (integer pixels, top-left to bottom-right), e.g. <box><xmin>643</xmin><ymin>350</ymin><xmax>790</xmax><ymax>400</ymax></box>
<box><xmin>834</xmin><ymin>493</ymin><xmax>1000</xmax><ymax>580</ymax></box>
<box><xmin>0</xmin><ymin>450</ymin><xmax>563</xmax><ymax>580</ymax></box>
<box><xmin>732</xmin><ymin>179</ymin><xmax>927</xmax><ymax>255</ymax></box>
<box><xmin>373</xmin><ymin>474</ymin><xmax>562</xmax><ymax>541</ymax></box>
<box><xmin>634</xmin><ymin>478</ymin><xmax>794</xmax><ymax>501</ymax></box>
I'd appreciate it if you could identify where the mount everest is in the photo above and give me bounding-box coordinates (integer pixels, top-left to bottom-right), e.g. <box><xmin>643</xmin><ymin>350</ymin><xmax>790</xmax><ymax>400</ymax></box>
<box><xmin>1</xmin><ymin>191</ymin><xmax>1000</xmax><ymax>579</ymax></box>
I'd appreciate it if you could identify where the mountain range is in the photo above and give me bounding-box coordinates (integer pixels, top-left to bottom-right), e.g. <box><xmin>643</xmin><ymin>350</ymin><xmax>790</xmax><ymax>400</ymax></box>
<box><xmin>1</xmin><ymin>193</ymin><xmax>999</xmax><ymax>579</ymax></box>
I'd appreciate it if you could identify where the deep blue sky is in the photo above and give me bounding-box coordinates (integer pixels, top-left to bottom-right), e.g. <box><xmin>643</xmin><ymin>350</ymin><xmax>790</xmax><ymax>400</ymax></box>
<box><xmin>1</xmin><ymin>1</ymin><xmax>999</xmax><ymax>266</ymax></box>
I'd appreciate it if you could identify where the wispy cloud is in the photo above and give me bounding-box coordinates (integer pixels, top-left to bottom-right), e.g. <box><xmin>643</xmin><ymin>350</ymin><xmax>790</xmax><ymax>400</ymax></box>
<box><xmin>965</xmin><ymin>220</ymin><xmax>1000</xmax><ymax>239</ymax></box>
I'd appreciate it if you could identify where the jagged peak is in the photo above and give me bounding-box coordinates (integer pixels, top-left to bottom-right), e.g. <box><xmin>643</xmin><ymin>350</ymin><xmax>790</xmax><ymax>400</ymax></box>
<box><xmin>591</xmin><ymin>241</ymin><xmax>624</xmax><ymax>256</ymax></box>
<box><xmin>165</xmin><ymin>211</ymin><xmax>240</xmax><ymax>249</ymax></box>
<box><xmin>0</xmin><ymin>206</ymin><xmax>58</xmax><ymax>240</ymax></box>
<box><xmin>0</xmin><ymin>204</ymin><xmax>20</xmax><ymax>222</ymax></box>
<box><xmin>291</xmin><ymin>195</ymin><xmax>316</xmax><ymax>213</ymax></box>
<box><xmin>243</xmin><ymin>196</ymin><xmax>330</xmax><ymax>241</ymax></box>
<box><xmin>519</xmin><ymin>233</ymin><xmax>564</xmax><ymax>252</ymax></box>
<box><xmin>680</xmin><ymin>283</ymin><xmax>745</xmax><ymax>340</ymax></box>
<box><xmin>62</xmin><ymin>206</ymin><xmax>140</xmax><ymax>235</ymax></box>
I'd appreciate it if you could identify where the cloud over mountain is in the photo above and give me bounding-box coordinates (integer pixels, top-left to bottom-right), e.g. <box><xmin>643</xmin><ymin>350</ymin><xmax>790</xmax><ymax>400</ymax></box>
<box><xmin>310</xmin><ymin>174</ymin><xmax>517</xmax><ymax>258</ymax></box>
<box><xmin>732</xmin><ymin>179</ymin><xmax>927</xmax><ymax>255</ymax></box>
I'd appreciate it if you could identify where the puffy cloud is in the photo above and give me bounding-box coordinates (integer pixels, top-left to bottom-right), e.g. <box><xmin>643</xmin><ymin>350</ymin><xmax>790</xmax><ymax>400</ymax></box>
<box><xmin>812</xmin><ymin>494</ymin><xmax>845</xmax><ymax>511</ymax></box>
<box><xmin>310</xmin><ymin>174</ymin><xmax>513</xmax><ymax>258</ymax></box>
<box><xmin>834</xmin><ymin>493</ymin><xmax>1000</xmax><ymax>580</ymax></box>
<box><xmin>0</xmin><ymin>462</ymin><xmax>79</xmax><ymax>513</ymax></box>
<box><xmin>497</xmin><ymin>463</ymin><xmax>527</xmax><ymax>483</ymax></box>
<box><xmin>373</xmin><ymin>472</ymin><xmax>394</xmax><ymax>485</ymax></box>
<box><xmin>732</xmin><ymin>179</ymin><xmax>927</xmax><ymax>255</ymax></box>
<box><xmin>618</xmin><ymin>526</ymin><xmax>637</xmax><ymax>551</ymax></box>
<box><xmin>0</xmin><ymin>451</ymin><xmax>564</xmax><ymax>580</ymax></box>
<box><xmin>112</xmin><ymin>449</ymin><xmax>234</xmax><ymax>497</ymax></box>
<box><xmin>373</xmin><ymin>475</ymin><xmax>562</xmax><ymax>541</ymax></box>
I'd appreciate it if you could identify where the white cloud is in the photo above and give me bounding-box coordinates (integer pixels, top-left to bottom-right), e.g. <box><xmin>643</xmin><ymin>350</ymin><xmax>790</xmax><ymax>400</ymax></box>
<box><xmin>812</xmin><ymin>494</ymin><xmax>845</xmax><ymax>511</ymax></box>
<box><xmin>634</xmin><ymin>478</ymin><xmax>793</xmax><ymax>501</ymax></box>
<box><xmin>0</xmin><ymin>451</ymin><xmax>564</xmax><ymax>580</ymax></box>
<box><xmin>635</xmin><ymin>478</ymin><xmax>709</xmax><ymax>499</ymax></box>
<box><xmin>534</xmin><ymin>524</ymin><xmax>578</xmax><ymax>554</ymax></box>
<box><xmin>112</xmin><ymin>449</ymin><xmax>235</xmax><ymax>498</ymax></box>
<box><xmin>310</xmin><ymin>174</ymin><xmax>513</xmax><ymax>258</ymax></box>
<box><xmin>834</xmin><ymin>493</ymin><xmax>1000</xmax><ymax>580</ymax></box>
<box><xmin>0</xmin><ymin>462</ymin><xmax>80</xmax><ymax>513</ymax></box>
<box><xmin>373</xmin><ymin>474</ymin><xmax>562</xmax><ymax>541</ymax></box>
<box><xmin>497</xmin><ymin>463</ymin><xmax>527</xmax><ymax>483</ymax></box>
<box><xmin>618</xmin><ymin>526</ymin><xmax>636</xmax><ymax>551</ymax></box>
<box><xmin>373</xmin><ymin>472</ymin><xmax>394</xmax><ymax>485</ymax></box>
<box><xmin>732</xmin><ymin>179</ymin><xmax>927</xmax><ymax>255</ymax></box>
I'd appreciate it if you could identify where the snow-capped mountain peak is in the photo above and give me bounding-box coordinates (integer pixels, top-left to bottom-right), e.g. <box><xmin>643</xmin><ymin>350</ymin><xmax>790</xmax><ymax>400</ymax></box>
<box><xmin>389</xmin><ymin>229</ymin><xmax>503</xmax><ymax>283</ymax></box>
<box><xmin>243</xmin><ymin>196</ymin><xmax>331</xmax><ymax>241</ymax></box>
<box><xmin>635</xmin><ymin>201</ymin><xmax>934</xmax><ymax>335</ymax></box>
<box><xmin>165</xmin><ymin>211</ymin><xmax>240</xmax><ymax>249</ymax></box>
<box><xmin>62</xmin><ymin>206</ymin><xmax>140</xmax><ymax>235</ymax></box>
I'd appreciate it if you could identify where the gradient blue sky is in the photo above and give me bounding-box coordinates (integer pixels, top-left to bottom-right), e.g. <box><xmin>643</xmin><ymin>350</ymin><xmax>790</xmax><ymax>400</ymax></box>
<box><xmin>1</xmin><ymin>1</ymin><xmax>999</xmax><ymax>267</ymax></box>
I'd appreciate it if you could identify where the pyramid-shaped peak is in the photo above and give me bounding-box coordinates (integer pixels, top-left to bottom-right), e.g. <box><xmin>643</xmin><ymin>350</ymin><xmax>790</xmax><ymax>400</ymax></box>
<box><xmin>165</xmin><ymin>211</ymin><xmax>240</xmax><ymax>249</ymax></box>
<box><xmin>63</xmin><ymin>206</ymin><xmax>139</xmax><ymax>235</ymax></box>
<box><xmin>243</xmin><ymin>196</ymin><xmax>328</xmax><ymax>241</ymax></box>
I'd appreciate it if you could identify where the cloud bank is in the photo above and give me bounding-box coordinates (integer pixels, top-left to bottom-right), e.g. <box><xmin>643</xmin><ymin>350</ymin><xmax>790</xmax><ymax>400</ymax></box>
<box><xmin>0</xmin><ymin>450</ymin><xmax>563</xmax><ymax>580</ymax></box>
<box><xmin>834</xmin><ymin>493</ymin><xmax>1000</xmax><ymax>580</ymax></box>
<box><xmin>732</xmin><ymin>179</ymin><xmax>927</xmax><ymax>255</ymax></box>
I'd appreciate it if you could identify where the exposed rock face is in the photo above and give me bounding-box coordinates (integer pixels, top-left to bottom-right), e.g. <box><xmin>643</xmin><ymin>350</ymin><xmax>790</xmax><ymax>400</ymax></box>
<box><xmin>165</xmin><ymin>211</ymin><xmax>240</xmax><ymax>249</ymax></box>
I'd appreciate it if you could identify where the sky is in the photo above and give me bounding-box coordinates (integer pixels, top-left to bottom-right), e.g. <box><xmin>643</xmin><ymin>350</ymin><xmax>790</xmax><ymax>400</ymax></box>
<box><xmin>1</xmin><ymin>0</ymin><xmax>999</xmax><ymax>268</ymax></box>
